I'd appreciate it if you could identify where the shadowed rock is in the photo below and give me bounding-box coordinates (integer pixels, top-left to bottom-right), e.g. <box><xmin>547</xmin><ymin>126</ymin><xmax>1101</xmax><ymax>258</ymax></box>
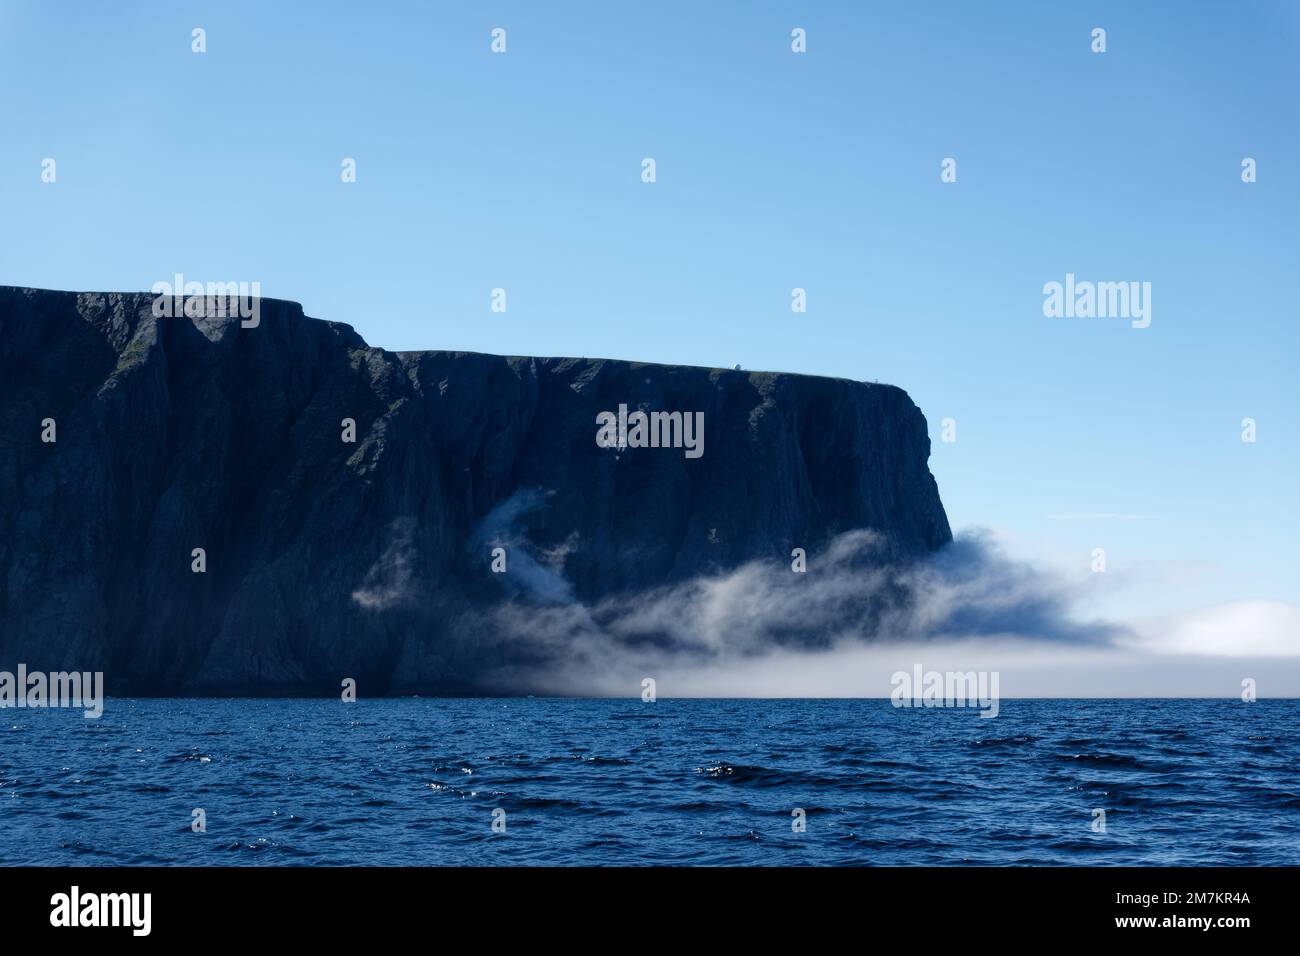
<box><xmin>0</xmin><ymin>287</ymin><xmax>951</xmax><ymax>694</ymax></box>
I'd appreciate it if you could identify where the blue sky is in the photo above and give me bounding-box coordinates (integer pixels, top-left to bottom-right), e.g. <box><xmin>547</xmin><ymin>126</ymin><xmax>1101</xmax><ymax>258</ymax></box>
<box><xmin>1</xmin><ymin>0</ymin><xmax>1296</xmax><ymax>630</ymax></box>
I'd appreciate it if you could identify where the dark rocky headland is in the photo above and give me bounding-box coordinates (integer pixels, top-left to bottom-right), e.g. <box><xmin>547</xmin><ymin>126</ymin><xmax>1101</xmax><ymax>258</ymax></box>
<box><xmin>0</xmin><ymin>287</ymin><xmax>951</xmax><ymax>694</ymax></box>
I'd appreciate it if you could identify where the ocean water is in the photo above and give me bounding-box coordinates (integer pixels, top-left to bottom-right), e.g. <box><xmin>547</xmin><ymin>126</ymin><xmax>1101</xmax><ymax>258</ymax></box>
<box><xmin>1</xmin><ymin>698</ymin><xmax>1296</xmax><ymax>866</ymax></box>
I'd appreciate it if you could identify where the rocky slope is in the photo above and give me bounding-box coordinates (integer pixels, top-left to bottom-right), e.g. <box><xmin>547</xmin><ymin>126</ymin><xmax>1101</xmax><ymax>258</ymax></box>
<box><xmin>0</xmin><ymin>287</ymin><xmax>951</xmax><ymax>694</ymax></box>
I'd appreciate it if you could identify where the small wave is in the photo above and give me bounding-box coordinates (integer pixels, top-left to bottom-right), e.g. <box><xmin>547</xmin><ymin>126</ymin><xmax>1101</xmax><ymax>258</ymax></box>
<box><xmin>971</xmin><ymin>734</ymin><xmax>1040</xmax><ymax>748</ymax></box>
<box><xmin>165</xmin><ymin>751</ymin><xmax>214</xmax><ymax>764</ymax></box>
<box><xmin>695</xmin><ymin>763</ymin><xmax>813</xmax><ymax>788</ymax></box>
<box><xmin>1056</xmin><ymin>751</ymin><xmax>1173</xmax><ymax>771</ymax></box>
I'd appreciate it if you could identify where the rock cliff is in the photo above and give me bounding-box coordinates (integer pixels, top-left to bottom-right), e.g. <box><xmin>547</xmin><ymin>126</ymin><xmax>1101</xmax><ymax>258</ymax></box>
<box><xmin>0</xmin><ymin>287</ymin><xmax>951</xmax><ymax>694</ymax></box>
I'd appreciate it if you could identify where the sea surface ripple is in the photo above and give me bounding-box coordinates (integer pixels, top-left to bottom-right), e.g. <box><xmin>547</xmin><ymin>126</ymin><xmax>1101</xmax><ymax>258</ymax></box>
<box><xmin>1</xmin><ymin>698</ymin><xmax>1296</xmax><ymax>866</ymax></box>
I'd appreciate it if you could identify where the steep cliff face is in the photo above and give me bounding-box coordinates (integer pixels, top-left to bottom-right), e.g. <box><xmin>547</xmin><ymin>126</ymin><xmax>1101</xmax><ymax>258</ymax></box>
<box><xmin>0</xmin><ymin>287</ymin><xmax>951</xmax><ymax>694</ymax></box>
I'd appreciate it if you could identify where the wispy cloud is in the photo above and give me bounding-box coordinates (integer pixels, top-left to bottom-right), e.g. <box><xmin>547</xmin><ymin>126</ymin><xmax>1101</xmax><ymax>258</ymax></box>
<box><xmin>470</xmin><ymin>490</ymin><xmax>576</xmax><ymax>605</ymax></box>
<box><xmin>351</xmin><ymin>518</ymin><xmax>416</xmax><ymax>610</ymax></box>
<box><xmin>1047</xmin><ymin>512</ymin><xmax>1157</xmax><ymax>521</ymax></box>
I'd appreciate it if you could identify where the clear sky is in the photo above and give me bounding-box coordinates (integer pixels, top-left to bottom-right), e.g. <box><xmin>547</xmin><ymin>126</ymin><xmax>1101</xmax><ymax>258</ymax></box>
<box><xmin>1</xmin><ymin>1</ymin><xmax>1296</xmax><ymax>650</ymax></box>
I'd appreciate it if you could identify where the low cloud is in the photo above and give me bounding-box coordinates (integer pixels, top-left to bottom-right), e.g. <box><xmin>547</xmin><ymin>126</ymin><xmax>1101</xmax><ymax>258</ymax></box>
<box><xmin>424</xmin><ymin>495</ymin><xmax>1297</xmax><ymax>695</ymax></box>
<box><xmin>472</xmin><ymin>523</ymin><xmax>1127</xmax><ymax>693</ymax></box>
<box><xmin>1129</xmin><ymin>600</ymin><xmax>1300</xmax><ymax>658</ymax></box>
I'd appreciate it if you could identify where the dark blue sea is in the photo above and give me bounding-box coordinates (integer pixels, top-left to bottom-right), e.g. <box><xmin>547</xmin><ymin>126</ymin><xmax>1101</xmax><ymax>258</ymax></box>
<box><xmin>1</xmin><ymin>699</ymin><xmax>1296</xmax><ymax>866</ymax></box>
